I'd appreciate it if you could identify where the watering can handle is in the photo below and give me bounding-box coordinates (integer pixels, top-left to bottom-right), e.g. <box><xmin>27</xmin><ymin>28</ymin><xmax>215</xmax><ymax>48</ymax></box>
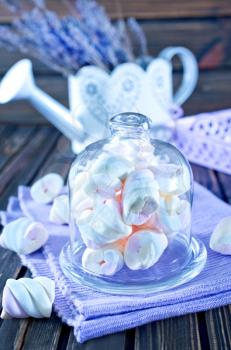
<box><xmin>159</xmin><ymin>46</ymin><xmax>198</xmax><ymax>106</ymax></box>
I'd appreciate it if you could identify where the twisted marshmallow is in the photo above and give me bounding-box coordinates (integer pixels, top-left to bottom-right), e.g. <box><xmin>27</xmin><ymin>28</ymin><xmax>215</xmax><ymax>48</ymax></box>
<box><xmin>1</xmin><ymin>277</ymin><xmax>55</xmax><ymax>319</ymax></box>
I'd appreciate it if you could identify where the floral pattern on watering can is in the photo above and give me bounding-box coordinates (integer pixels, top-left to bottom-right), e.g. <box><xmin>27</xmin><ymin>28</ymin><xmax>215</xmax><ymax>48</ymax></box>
<box><xmin>68</xmin><ymin>46</ymin><xmax>198</xmax><ymax>153</ymax></box>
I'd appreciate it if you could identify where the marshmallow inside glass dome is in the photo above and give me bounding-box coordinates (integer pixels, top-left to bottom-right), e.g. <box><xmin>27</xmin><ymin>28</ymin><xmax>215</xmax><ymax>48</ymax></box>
<box><xmin>60</xmin><ymin>112</ymin><xmax>207</xmax><ymax>294</ymax></box>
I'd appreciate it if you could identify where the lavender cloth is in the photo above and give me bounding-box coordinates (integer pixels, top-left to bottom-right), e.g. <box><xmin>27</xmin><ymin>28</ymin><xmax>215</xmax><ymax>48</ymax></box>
<box><xmin>1</xmin><ymin>183</ymin><xmax>231</xmax><ymax>343</ymax></box>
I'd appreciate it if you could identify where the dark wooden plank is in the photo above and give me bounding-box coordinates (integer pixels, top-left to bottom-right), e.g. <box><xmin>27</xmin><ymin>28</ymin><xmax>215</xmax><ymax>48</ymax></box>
<box><xmin>0</xmin><ymin>49</ymin><xmax>54</xmax><ymax>76</ymax></box>
<box><xmin>66</xmin><ymin>328</ymin><xmax>126</xmax><ymax>350</ymax></box>
<box><xmin>180</xmin><ymin>69</ymin><xmax>231</xmax><ymax>116</ymax></box>
<box><xmin>143</xmin><ymin>18</ymin><xmax>231</xmax><ymax>71</ymax></box>
<box><xmin>21</xmin><ymin>314</ymin><xmax>63</xmax><ymax>350</ymax></box>
<box><xmin>205</xmin><ymin>306</ymin><xmax>231</xmax><ymax>350</ymax></box>
<box><xmin>0</xmin><ymin>69</ymin><xmax>231</xmax><ymax>125</ymax></box>
<box><xmin>0</xmin><ymin>319</ymin><xmax>28</xmax><ymax>350</ymax></box>
<box><xmin>101</xmin><ymin>0</ymin><xmax>231</xmax><ymax>19</ymax></box>
<box><xmin>34</xmin><ymin>134</ymin><xmax>74</xmax><ymax>181</ymax></box>
<box><xmin>0</xmin><ymin>250</ymin><xmax>22</xmax><ymax>299</ymax></box>
<box><xmin>191</xmin><ymin>165</ymin><xmax>223</xmax><ymax>199</ymax></box>
<box><xmin>0</xmin><ymin>127</ymin><xmax>59</xmax><ymax>208</ymax></box>
<box><xmin>0</xmin><ymin>0</ymin><xmax>231</xmax><ymax>21</ymax></box>
<box><xmin>135</xmin><ymin>314</ymin><xmax>201</xmax><ymax>350</ymax></box>
<box><xmin>0</xmin><ymin>126</ymin><xmax>36</xmax><ymax>169</ymax></box>
<box><xmin>216</xmin><ymin>173</ymin><xmax>231</xmax><ymax>203</ymax></box>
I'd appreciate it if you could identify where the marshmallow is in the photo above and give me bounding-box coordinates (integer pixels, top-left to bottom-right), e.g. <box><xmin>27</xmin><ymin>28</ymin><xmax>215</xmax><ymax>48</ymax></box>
<box><xmin>153</xmin><ymin>163</ymin><xmax>191</xmax><ymax>195</ymax></box>
<box><xmin>30</xmin><ymin>173</ymin><xmax>64</xmax><ymax>204</ymax></box>
<box><xmin>84</xmin><ymin>153</ymin><xmax>133</xmax><ymax>196</ymax></box>
<box><xmin>104</xmin><ymin>140</ymin><xmax>157</xmax><ymax>170</ymax></box>
<box><xmin>49</xmin><ymin>195</ymin><xmax>69</xmax><ymax>225</ymax></box>
<box><xmin>132</xmin><ymin>213</ymin><xmax>162</xmax><ymax>233</ymax></box>
<box><xmin>122</xmin><ymin>169</ymin><xmax>160</xmax><ymax>225</ymax></box>
<box><xmin>158</xmin><ymin>197</ymin><xmax>191</xmax><ymax>236</ymax></box>
<box><xmin>210</xmin><ymin>217</ymin><xmax>231</xmax><ymax>255</ymax></box>
<box><xmin>1</xmin><ymin>277</ymin><xmax>55</xmax><ymax>319</ymax></box>
<box><xmin>0</xmin><ymin>217</ymin><xmax>48</xmax><ymax>254</ymax></box>
<box><xmin>77</xmin><ymin>198</ymin><xmax>132</xmax><ymax>248</ymax></box>
<box><xmin>82</xmin><ymin>247</ymin><xmax>124</xmax><ymax>276</ymax></box>
<box><xmin>124</xmin><ymin>230</ymin><xmax>168</xmax><ymax>270</ymax></box>
<box><xmin>71</xmin><ymin>189</ymin><xmax>94</xmax><ymax>217</ymax></box>
<box><xmin>92</xmin><ymin>153</ymin><xmax>134</xmax><ymax>180</ymax></box>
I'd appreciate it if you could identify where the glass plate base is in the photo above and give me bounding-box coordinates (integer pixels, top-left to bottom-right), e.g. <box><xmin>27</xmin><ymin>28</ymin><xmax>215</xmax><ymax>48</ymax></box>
<box><xmin>59</xmin><ymin>236</ymin><xmax>207</xmax><ymax>295</ymax></box>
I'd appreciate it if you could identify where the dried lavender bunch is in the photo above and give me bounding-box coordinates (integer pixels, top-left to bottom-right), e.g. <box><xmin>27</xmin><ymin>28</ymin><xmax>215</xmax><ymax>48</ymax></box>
<box><xmin>0</xmin><ymin>0</ymin><xmax>147</xmax><ymax>75</ymax></box>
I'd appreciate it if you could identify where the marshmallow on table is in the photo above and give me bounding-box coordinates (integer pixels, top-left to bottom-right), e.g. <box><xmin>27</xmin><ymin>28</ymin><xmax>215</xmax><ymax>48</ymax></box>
<box><xmin>1</xmin><ymin>277</ymin><xmax>55</xmax><ymax>319</ymax></box>
<box><xmin>49</xmin><ymin>194</ymin><xmax>69</xmax><ymax>225</ymax></box>
<box><xmin>124</xmin><ymin>230</ymin><xmax>168</xmax><ymax>270</ymax></box>
<box><xmin>82</xmin><ymin>247</ymin><xmax>124</xmax><ymax>276</ymax></box>
<box><xmin>210</xmin><ymin>216</ymin><xmax>231</xmax><ymax>255</ymax></box>
<box><xmin>76</xmin><ymin>198</ymin><xmax>132</xmax><ymax>248</ymax></box>
<box><xmin>122</xmin><ymin>169</ymin><xmax>160</xmax><ymax>225</ymax></box>
<box><xmin>0</xmin><ymin>217</ymin><xmax>48</xmax><ymax>254</ymax></box>
<box><xmin>30</xmin><ymin>173</ymin><xmax>64</xmax><ymax>204</ymax></box>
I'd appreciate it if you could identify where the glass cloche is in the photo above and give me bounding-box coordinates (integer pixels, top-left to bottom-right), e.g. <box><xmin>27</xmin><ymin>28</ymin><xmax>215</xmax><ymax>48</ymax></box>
<box><xmin>60</xmin><ymin>112</ymin><xmax>207</xmax><ymax>294</ymax></box>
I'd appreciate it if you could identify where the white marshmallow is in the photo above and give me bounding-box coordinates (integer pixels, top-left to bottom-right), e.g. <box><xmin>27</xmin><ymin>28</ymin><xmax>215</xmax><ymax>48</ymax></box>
<box><xmin>82</xmin><ymin>247</ymin><xmax>124</xmax><ymax>276</ymax></box>
<box><xmin>124</xmin><ymin>230</ymin><xmax>168</xmax><ymax>270</ymax></box>
<box><xmin>77</xmin><ymin>198</ymin><xmax>132</xmax><ymax>248</ymax></box>
<box><xmin>122</xmin><ymin>169</ymin><xmax>160</xmax><ymax>225</ymax></box>
<box><xmin>1</xmin><ymin>277</ymin><xmax>55</xmax><ymax>319</ymax></box>
<box><xmin>92</xmin><ymin>153</ymin><xmax>133</xmax><ymax>180</ymax></box>
<box><xmin>153</xmin><ymin>163</ymin><xmax>191</xmax><ymax>195</ymax></box>
<box><xmin>0</xmin><ymin>217</ymin><xmax>48</xmax><ymax>254</ymax></box>
<box><xmin>49</xmin><ymin>195</ymin><xmax>69</xmax><ymax>225</ymax></box>
<box><xmin>210</xmin><ymin>217</ymin><xmax>231</xmax><ymax>255</ymax></box>
<box><xmin>84</xmin><ymin>153</ymin><xmax>133</xmax><ymax>196</ymax></box>
<box><xmin>158</xmin><ymin>197</ymin><xmax>191</xmax><ymax>236</ymax></box>
<box><xmin>104</xmin><ymin>140</ymin><xmax>157</xmax><ymax>170</ymax></box>
<box><xmin>30</xmin><ymin>173</ymin><xmax>64</xmax><ymax>204</ymax></box>
<box><xmin>71</xmin><ymin>189</ymin><xmax>94</xmax><ymax>217</ymax></box>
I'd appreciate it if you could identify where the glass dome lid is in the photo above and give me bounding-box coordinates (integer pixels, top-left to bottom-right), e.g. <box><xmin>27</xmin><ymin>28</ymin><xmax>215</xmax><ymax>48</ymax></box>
<box><xmin>60</xmin><ymin>112</ymin><xmax>207</xmax><ymax>295</ymax></box>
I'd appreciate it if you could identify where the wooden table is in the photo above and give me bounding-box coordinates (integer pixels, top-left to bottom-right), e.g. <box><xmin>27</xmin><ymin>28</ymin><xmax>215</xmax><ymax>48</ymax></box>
<box><xmin>0</xmin><ymin>125</ymin><xmax>230</xmax><ymax>350</ymax></box>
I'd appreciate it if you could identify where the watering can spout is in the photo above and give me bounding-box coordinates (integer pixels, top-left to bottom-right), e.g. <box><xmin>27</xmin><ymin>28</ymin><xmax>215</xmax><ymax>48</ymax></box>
<box><xmin>0</xmin><ymin>59</ymin><xmax>84</xmax><ymax>148</ymax></box>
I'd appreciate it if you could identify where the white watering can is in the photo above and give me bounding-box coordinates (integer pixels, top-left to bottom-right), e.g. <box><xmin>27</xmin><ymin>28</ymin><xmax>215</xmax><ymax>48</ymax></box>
<box><xmin>0</xmin><ymin>46</ymin><xmax>198</xmax><ymax>154</ymax></box>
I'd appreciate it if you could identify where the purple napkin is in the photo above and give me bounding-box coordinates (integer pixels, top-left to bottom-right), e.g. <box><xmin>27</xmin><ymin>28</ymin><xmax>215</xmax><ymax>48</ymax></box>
<box><xmin>1</xmin><ymin>183</ymin><xmax>231</xmax><ymax>343</ymax></box>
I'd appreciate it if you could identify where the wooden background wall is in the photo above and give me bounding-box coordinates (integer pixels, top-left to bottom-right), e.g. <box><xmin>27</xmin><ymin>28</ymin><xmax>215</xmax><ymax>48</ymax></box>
<box><xmin>0</xmin><ymin>0</ymin><xmax>230</xmax><ymax>124</ymax></box>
